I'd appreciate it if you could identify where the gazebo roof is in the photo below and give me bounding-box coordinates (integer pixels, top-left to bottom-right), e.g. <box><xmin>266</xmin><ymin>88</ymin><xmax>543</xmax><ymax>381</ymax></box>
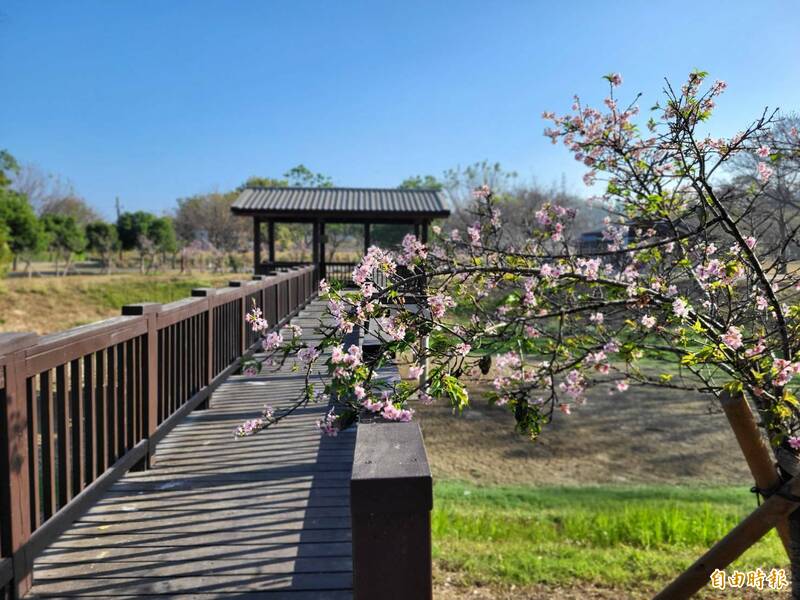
<box><xmin>231</xmin><ymin>187</ymin><xmax>450</xmax><ymax>220</ymax></box>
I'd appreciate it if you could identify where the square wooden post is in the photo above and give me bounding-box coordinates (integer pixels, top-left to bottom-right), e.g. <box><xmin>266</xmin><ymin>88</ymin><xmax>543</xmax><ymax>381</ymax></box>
<box><xmin>0</xmin><ymin>333</ymin><xmax>39</xmax><ymax>598</ymax></box>
<box><xmin>364</xmin><ymin>223</ymin><xmax>371</xmax><ymax>254</ymax></box>
<box><xmin>351</xmin><ymin>422</ymin><xmax>433</xmax><ymax>600</ymax></box>
<box><xmin>121</xmin><ymin>303</ymin><xmax>161</xmax><ymax>468</ymax></box>
<box><xmin>191</xmin><ymin>288</ymin><xmax>217</xmax><ymax>408</ymax></box>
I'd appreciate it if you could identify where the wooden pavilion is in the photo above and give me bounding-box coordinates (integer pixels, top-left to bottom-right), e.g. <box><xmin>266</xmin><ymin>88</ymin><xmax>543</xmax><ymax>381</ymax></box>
<box><xmin>231</xmin><ymin>187</ymin><xmax>450</xmax><ymax>282</ymax></box>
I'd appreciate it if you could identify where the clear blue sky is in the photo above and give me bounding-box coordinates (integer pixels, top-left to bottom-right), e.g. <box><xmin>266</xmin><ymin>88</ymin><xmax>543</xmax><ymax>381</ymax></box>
<box><xmin>2</xmin><ymin>1</ymin><xmax>799</xmax><ymax>219</ymax></box>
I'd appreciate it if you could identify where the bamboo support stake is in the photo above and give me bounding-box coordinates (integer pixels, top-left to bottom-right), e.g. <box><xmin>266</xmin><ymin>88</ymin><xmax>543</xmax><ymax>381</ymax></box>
<box><xmin>720</xmin><ymin>390</ymin><xmax>791</xmax><ymax>556</ymax></box>
<box><xmin>654</xmin><ymin>471</ymin><xmax>800</xmax><ymax>599</ymax></box>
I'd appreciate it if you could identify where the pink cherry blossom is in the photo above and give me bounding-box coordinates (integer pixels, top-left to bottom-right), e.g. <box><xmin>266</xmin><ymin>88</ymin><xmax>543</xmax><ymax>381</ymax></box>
<box><xmin>297</xmin><ymin>346</ymin><xmax>320</xmax><ymax>365</ymax></box>
<box><xmin>757</xmin><ymin>162</ymin><xmax>773</xmax><ymax>183</ymax></box>
<box><xmin>722</xmin><ymin>326</ymin><xmax>743</xmax><ymax>350</ymax></box>
<box><xmin>418</xmin><ymin>392</ymin><xmax>434</xmax><ymax>405</ymax></box>
<box><xmin>316</xmin><ymin>410</ymin><xmax>339</xmax><ymax>436</ymax></box>
<box><xmin>454</xmin><ymin>343</ymin><xmax>471</xmax><ymax>356</ymax></box>
<box><xmin>318</xmin><ymin>279</ymin><xmax>330</xmax><ymax>295</ymax></box>
<box><xmin>429</xmin><ymin>293</ymin><xmax>456</xmax><ymax>319</ymax></box>
<box><xmin>672</xmin><ymin>298</ymin><xmax>691</xmax><ymax>319</ymax></box>
<box><xmin>262</xmin><ymin>332</ymin><xmax>283</xmax><ymax>351</ymax></box>
<box><xmin>381</xmin><ymin>403</ymin><xmax>414</xmax><ymax>422</ymax></box>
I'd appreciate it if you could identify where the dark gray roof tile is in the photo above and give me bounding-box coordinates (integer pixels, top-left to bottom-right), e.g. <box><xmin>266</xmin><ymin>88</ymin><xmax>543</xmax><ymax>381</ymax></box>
<box><xmin>231</xmin><ymin>187</ymin><xmax>450</xmax><ymax>217</ymax></box>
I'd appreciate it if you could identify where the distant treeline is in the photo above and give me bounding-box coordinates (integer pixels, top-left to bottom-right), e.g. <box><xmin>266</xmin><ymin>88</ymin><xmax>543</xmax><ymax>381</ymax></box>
<box><xmin>0</xmin><ymin>153</ymin><xmax>599</xmax><ymax>277</ymax></box>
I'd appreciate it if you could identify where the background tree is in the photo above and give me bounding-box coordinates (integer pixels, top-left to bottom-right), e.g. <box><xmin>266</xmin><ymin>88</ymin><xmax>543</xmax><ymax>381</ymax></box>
<box><xmin>0</xmin><ymin>151</ymin><xmax>47</xmax><ymax>274</ymax></box>
<box><xmin>443</xmin><ymin>160</ymin><xmax>518</xmax><ymax>206</ymax></box>
<box><xmin>730</xmin><ymin>113</ymin><xmax>800</xmax><ymax>270</ymax></box>
<box><xmin>283</xmin><ymin>164</ymin><xmax>333</xmax><ymax>188</ymax></box>
<box><xmin>398</xmin><ymin>174</ymin><xmax>443</xmax><ymax>190</ymax></box>
<box><xmin>116</xmin><ymin>210</ymin><xmax>155</xmax><ymax>251</ymax></box>
<box><xmin>116</xmin><ymin>210</ymin><xmax>169</xmax><ymax>272</ymax></box>
<box><xmin>0</xmin><ymin>224</ymin><xmax>12</xmax><ymax>278</ymax></box>
<box><xmin>41</xmin><ymin>213</ymin><xmax>86</xmax><ymax>275</ymax></box>
<box><xmin>40</xmin><ymin>194</ymin><xmax>100</xmax><ymax>226</ymax></box>
<box><xmin>85</xmin><ymin>221</ymin><xmax>119</xmax><ymax>273</ymax></box>
<box><xmin>173</xmin><ymin>192</ymin><xmax>248</xmax><ymax>259</ymax></box>
<box><xmin>147</xmin><ymin>216</ymin><xmax>178</xmax><ymax>267</ymax></box>
<box><xmin>9</xmin><ymin>161</ymin><xmax>76</xmax><ymax>215</ymax></box>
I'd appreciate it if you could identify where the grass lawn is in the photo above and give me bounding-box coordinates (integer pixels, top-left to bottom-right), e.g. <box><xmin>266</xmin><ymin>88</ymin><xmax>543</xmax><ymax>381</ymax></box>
<box><xmin>0</xmin><ymin>272</ymin><xmax>237</xmax><ymax>333</ymax></box>
<box><xmin>432</xmin><ymin>481</ymin><xmax>786</xmax><ymax>597</ymax></box>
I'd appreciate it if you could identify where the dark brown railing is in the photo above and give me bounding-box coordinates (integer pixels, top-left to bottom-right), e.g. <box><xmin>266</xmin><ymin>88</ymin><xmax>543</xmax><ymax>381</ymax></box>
<box><xmin>326</xmin><ymin>261</ymin><xmax>357</xmax><ymax>287</ymax></box>
<box><xmin>257</xmin><ymin>261</ymin><xmax>359</xmax><ymax>288</ymax></box>
<box><xmin>0</xmin><ymin>265</ymin><xmax>318</xmax><ymax>598</ymax></box>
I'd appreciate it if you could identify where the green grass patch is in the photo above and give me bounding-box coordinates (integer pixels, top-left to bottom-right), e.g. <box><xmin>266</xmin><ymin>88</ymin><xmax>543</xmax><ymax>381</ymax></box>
<box><xmin>76</xmin><ymin>275</ymin><xmax>231</xmax><ymax>310</ymax></box>
<box><xmin>432</xmin><ymin>481</ymin><xmax>786</xmax><ymax>588</ymax></box>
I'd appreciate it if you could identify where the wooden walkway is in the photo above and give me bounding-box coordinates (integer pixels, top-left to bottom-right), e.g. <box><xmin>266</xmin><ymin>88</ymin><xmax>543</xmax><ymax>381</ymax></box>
<box><xmin>29</xmin><ymin>301</ymin><xmax>356</xmax><ymax>599</ymax></box>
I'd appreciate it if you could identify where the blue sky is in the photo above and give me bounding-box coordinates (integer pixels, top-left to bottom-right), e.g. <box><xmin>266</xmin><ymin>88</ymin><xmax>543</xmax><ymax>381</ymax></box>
<box><xmin>2</xmin><ymin>1</ymin><xmax>799</xmax><ymax>219</ymax></box>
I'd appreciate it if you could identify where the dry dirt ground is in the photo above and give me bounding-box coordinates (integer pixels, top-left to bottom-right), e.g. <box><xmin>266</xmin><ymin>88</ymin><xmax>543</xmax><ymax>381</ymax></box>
<box><xmin>413</xmin><ymin>376</ymin><xmax>752</xmax><ymax>487</ymax></box>
<box><xmin>433</xmin><ymin>580</ymin><xmax>789</xmax><ymax>600</ymax></box>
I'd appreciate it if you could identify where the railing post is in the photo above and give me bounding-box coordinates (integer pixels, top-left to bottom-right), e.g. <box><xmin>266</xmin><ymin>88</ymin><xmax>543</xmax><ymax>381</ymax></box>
<box><xmin>0</xmin><ymin>332</ymin><xmax>39</xmax><ymax>598</ymax></box>
<box><xmin>191</xmin><ymin>288</ymin><xmax>217</xmax><ymax>409</ymax></box>
<box><xmin>228</xmin><ymin>281</ymin><xmax>248</xmax><ymax>356</ymax></box>
<box><xmin>121</xmin><ymin>303</ymin><xmax>161</xmax><ymax>469</ymax></box>
<box><xmin>350</xmin><ymin>421</ymin><xmax>433</xmax><ymax>600</ymax></box>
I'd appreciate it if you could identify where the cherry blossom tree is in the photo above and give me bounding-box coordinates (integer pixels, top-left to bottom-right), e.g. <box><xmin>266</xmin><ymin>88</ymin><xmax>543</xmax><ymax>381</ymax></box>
<box><xmin>237</xmin><ymin>71</ymin><xmax>800</xmax><ymax>590</ymax></box>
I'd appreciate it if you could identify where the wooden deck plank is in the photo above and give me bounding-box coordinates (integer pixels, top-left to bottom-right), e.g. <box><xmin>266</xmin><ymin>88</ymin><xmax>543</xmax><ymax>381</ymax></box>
<box><xmin>39</xmin><ymin>542</ymin><xmax>353</xmax><ymax>563</ymax></box>
<box><xmin>35</xmin><ymin>556</ymin><xmax>352</xmax><ymax>578</ymax></box>
<box><xmin>30</xmin><ymin>301</ymin><xmax>355</xmax><ymax>598</ymax></box>
<box><xmin>30</xmin><ymin>572</ymin><xmax>353</xmax><ymax>595</ymax></box>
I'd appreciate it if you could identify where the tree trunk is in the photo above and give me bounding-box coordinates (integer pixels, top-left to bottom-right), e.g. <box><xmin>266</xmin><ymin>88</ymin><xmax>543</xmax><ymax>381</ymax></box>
<box><xmin>12</xmin><ymin>254</ymin><xmax>17</xmax><ymax>272</ymax></box>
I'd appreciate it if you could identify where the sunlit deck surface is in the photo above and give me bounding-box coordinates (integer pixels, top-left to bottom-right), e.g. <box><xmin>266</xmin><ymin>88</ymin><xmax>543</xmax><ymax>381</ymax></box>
<box><xmin>29</xmin><ymin>301</ymin><xmax>356</xmax><ymax>599</ymax></box>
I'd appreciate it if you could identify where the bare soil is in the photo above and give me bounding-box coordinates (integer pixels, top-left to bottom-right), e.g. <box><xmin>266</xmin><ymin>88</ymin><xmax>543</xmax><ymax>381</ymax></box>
<box><xmin>413</xmin><ymin>377</ymin><xmax>752</xmax><ymax>487</ymax></box>
<box><xmin>433</xmin><ymin>580</ymin><xmax>789</xmax><ymax>599</ymax></box>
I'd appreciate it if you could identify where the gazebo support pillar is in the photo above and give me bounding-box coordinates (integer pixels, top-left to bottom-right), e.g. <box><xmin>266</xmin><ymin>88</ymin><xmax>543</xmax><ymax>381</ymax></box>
<box><xmin>364</xmin><ymin>223</ymin><xmax>371</xmax><ymax>254</ymax></box>
<box><xmin>319</xmin><ymin>221</ymin><xmax>326</xmax><ymax>279</ymax></box>
<box><xmin>268</xmin><ymin>221</ymin><xmax>275</xmax><ymax>263</ymax></box>
<box><xmin>252</xmin><ymin>218</ymin><xmax>261</xmax><ymax>272</ymax></box>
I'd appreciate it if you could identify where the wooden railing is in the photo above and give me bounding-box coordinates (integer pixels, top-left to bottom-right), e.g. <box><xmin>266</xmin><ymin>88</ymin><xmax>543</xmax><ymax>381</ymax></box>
<box><xmin>325</xmin><ymin>262</ymin><xmax>357</xmax><ymax>287</ymax></box>
<box><xmin>0</xmin><ymin>265</ymin><xmax>318</xmax><ymax>598</ymax></box>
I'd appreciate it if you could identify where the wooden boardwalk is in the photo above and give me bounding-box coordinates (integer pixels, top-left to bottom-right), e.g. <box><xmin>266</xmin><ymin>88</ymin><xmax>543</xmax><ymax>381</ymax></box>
<box><xmin>29</xmin><ymin>301</ymin><xmax>356</xmax><ymax>599</ymax></box>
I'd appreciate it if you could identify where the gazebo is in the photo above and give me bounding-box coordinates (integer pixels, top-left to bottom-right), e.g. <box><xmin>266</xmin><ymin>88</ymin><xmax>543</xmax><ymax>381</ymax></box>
<box><xmin>231</xmin><ymin>187</ymin><xmax>450</xmax><ymax>283</ymax></box>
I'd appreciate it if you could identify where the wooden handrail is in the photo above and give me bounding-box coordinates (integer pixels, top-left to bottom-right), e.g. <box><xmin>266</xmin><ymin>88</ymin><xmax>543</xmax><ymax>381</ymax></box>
<box><xmin>0</xmin><ymin>265</ymin><xmax>318</xmax><ymax>598</ymax></box>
